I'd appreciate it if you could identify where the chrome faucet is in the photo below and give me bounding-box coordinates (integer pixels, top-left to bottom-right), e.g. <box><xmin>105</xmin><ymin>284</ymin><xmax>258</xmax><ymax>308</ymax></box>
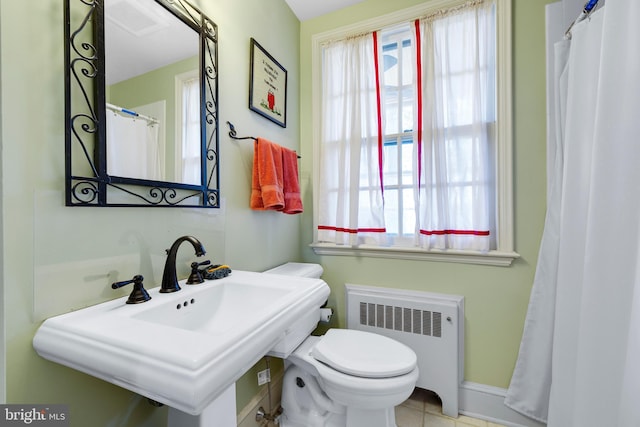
<box><xmin>160</xmin><ymin>236</ymin><xmax>207</xmax><ymax>293</ymax></box>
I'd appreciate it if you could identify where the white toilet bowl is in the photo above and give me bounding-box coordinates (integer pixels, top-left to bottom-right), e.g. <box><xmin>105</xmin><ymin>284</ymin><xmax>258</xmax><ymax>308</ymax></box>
<box><xmin>280</xmin><ymin>329</ymin><xmax>419</xmax><ymax>427</ymax></box>
<box><xmin>265</xmin><ymin>263</ymin><xmax>419</xmax><ymax>427</ymax></box>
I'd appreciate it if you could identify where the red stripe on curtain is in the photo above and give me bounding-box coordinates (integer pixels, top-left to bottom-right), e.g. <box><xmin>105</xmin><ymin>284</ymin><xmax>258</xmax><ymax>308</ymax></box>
<box><xmin>318</xmin><ymin>225</ymin><xmax>387</xmax><ymax>234</ymax></box>
<box><xmin>419</xmin><ymin>229</ymin><xmax>491</xmax><ymax>236</ymax></box>
<box><xmin>414</xmin><ymin>19</ymin><xmax>423</xmax><ymax>184</ymax></box>
<box><xmin>373</xmin><ymin>32</ymin><xmax>384</xmax><ymax>194</ymax></box>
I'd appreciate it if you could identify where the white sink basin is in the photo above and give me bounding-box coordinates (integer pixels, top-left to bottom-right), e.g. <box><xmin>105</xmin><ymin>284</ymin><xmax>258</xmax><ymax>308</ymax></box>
<box><xmin>133</xmin><ymin>281</ymin><xmax>291</xmax><ymax>335</ymax></box>
<box><xmin>33</xmin><ymin>270</ymin><xmax>330</xmax><ymax>415</ymax></box>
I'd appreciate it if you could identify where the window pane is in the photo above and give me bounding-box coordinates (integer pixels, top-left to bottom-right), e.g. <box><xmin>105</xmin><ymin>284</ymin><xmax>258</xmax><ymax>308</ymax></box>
<box><xmin>382</xmin><ymin>42</ymin><xmax>399</xmax><ymax>85</ymax></box>
<box><xmin>401</xmin><ymin>141</ymin><xmax>413</xmax><ymax>185</ymax></box>
<box><xmin>401</xmin><ymin>86</ymin><xmax>413</xmax><ymax>132</ymax></box>
<box><xmin>383</xmin><ymin>141</ymin><xmax>398</xmax><ymax>186</ymax></box>
<box><xmin>384</xmin><ymin>86</ymin><xmax>399</xmax><ymax>135</ymax></box>
<box><xmin>401</xmin><ymin>38</ymin><xmax>414</xmax><ymax>131</ymax></box>
<box><xmin>384</xmin><ymin>188</ymin><xmax>399</xmax><ymax>235</ymax></box>
<box><xmin>382</xmin><ymin>26</ymin><xmax>414</xmax><ymax>137</ymax></box>
<box><xmin>401</xmin><ymin>42</ymin><xmax>413</xmax><ymax>86</ymax></box>
<box><xmin>401</xmin><ymin>187</ymin><xmax>416</xmax><ymax>235</ymax></box>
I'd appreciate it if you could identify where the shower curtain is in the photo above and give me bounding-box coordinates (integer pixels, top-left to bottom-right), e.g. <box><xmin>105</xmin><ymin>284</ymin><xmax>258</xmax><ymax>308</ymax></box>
<box><xmin>106</xmin><ymin>112</ymin><xmax>161</xmax><ymax>181</ymax></box>
<box><xmin>505</xmin><ymin>1</ymin><xmax>640</xmax><ymax>426</ymax></box>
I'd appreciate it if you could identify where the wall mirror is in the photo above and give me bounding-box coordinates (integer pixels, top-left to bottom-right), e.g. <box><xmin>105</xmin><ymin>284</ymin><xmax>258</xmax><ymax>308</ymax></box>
<box><xmin>64</xmin><ymin>0</ymin><xmax>219</xmax><ymax>207</ymax></box>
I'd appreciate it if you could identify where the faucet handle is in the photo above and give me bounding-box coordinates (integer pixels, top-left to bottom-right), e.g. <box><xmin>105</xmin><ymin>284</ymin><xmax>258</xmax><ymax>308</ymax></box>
<box><xmin>112</xmin><ymin>275</ymin><xmax>152</xmax><ymax>304</ymax></box>
<box><xmin>186</xmin><ymin>260</ymin><xmax>211</xmax><ymax>285</ymax></box>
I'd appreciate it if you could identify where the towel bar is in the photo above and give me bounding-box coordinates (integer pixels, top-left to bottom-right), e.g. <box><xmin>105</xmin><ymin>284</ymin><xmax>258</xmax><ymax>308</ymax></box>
<box><xmin>227</xmin><ymin>121</ymin><xmax>257</xmax><ymax>141</ymax></box>
<box><xmin>226</xmin><ymin>121</ymin><xmax>300</xmax><ymax>158</ymax></box>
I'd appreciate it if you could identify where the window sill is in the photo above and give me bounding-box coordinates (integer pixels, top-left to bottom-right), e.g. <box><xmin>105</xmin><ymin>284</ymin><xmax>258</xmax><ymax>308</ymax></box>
<box><xmin>310</xmin><ymin>243</ymin><xmax>520</xmax><ymax>267</ymax></box>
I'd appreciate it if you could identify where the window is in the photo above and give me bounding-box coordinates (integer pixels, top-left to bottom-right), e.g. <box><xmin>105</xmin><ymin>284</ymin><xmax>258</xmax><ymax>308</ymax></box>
<box><xmin>175</xmin><ymin>70</ymin><xmax>201</xmax><ymax>185</ymax></box>
<box><xmin>311</xmin><ymin>0</ymin><xmax>516</xmax><ymax>266</ymax></box>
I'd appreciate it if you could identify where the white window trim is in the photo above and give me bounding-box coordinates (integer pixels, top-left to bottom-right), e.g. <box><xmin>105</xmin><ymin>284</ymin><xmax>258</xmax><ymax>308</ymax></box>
<box><xmin>310</xmin><ymin>0</ymin><xmax>519</xmax><ymax>267</ymax></box>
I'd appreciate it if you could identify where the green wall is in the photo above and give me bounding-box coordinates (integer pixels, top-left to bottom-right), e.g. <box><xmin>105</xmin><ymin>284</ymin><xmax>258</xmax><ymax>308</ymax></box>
<box><xmin>299</xmin><ymin>0</ymin><xmax>553</xmax><ymax>389</ymax></box>
<box><xmin>0</xmin><ymin>0</ymin><xmax>554</xmax><ymax>424</ymax></box>
<box><xmin>0</xmin><ymin>0</ymin><xmax>299</xmax><ymax>425</ymax></box>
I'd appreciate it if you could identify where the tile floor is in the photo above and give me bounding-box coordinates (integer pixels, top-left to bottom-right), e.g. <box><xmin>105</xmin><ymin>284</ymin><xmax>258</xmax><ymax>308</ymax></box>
<box><xmin>396</xmin><ymin>388</ymin><xmax>506</xmax><ymax>427</ymax></box>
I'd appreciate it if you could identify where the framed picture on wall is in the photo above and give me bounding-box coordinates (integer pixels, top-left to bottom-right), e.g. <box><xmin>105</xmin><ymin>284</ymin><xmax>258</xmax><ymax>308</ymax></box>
<box><xmin>249</xmin><ymin>38</ymin><xmax>287</xmax><ymax>128</ymax></box>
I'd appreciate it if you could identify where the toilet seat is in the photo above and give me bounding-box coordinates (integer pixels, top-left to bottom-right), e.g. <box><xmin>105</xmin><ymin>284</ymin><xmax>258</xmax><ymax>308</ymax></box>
<box><xmin>311</xmin><ymin>329</ymin><xmax>416</xmax><ymax>378</ymax></box>
<box><xmin>286</xmin><ymin>333</ymin><xmax>419</xmax><ymax>412</ymax></box>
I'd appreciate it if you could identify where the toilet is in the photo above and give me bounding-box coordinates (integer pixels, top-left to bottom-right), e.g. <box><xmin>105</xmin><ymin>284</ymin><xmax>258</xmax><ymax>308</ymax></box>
<box><xmin>265</xmin><ymin>263</ymin><xmax>419</xmax><ymax>427</ymax></box>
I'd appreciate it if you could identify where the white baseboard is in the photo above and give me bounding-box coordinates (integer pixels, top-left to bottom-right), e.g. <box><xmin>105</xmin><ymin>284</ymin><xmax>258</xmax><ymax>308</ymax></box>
<box><xmin>459</xmin><ymin>382</ymin><xmax>546</xmax><ymax>427</ymax></box>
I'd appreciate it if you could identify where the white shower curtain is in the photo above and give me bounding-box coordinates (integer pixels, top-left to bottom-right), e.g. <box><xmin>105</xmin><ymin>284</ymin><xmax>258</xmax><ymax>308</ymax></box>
<box><xmin>505</xmin><ymin>1</ymin><xmax>640</xmax><ymax>426</ymax></box>
<box><xmin>106</xmin><ymin>112</ymin><xmax>161</xmax><ymax>181</ymax></box>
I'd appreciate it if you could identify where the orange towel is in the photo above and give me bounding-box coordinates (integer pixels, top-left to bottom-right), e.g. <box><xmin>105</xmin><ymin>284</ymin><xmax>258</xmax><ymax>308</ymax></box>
<box><xmin>282</xmin><ymin>147</ymin><xmax>303</xmax><ymax>214</ymax></box>
<box><xmin>251</xmin><ymin>138</ymin><xmax>285</xmax><ymax>210</ymax></box>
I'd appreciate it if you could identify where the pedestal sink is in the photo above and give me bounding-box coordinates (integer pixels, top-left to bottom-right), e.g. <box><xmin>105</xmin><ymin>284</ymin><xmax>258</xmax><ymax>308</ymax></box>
<box><xmin>33</xmin><ymin>270</ymin><xmax>330</xmax><ymax>426</ymax></box>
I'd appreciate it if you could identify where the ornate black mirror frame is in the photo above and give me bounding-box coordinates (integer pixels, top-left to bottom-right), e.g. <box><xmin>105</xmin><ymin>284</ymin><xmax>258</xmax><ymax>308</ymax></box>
<box><xmin>64</xmin><ymin>0</ymin><xmax>219</xmax><ymax>207</ymax></box>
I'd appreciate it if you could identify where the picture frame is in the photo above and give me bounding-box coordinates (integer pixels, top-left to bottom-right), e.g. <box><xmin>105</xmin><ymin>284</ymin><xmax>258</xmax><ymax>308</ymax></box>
<box><xmin>249</xmin><ymin>38</ymin><xmax>287</xmax><ymax>128</ymax></box>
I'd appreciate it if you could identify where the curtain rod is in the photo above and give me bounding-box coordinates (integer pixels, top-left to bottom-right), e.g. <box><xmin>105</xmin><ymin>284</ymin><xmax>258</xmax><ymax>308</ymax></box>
<box><xmin>106</xmin><ymin>103</ymin><xmax>159</xmax><ymax>125</ymax></box>
<box><xmin>319</xmin><ymin>0</ymin><xmax>492</xmax><ymax>46</ymax></box>
<box><xmin>565</xmin><ymin>0</ymin><xmax>600</xmax><ymax>39</ymax></box>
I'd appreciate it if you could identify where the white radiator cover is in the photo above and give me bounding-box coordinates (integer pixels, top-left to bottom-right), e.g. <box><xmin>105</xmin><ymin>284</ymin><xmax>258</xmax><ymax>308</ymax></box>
<box><xmin>345</xmin><ymin>284</ymin><xmax>464</xmax><ymax>418</ymax></box>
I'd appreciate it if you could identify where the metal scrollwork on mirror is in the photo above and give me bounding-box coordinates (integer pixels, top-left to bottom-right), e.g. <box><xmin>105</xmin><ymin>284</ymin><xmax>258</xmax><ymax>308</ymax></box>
<box><xmin>64</xmin><ymin>0</ymin><xmax>219</xmax><ymax>207</ymax></box>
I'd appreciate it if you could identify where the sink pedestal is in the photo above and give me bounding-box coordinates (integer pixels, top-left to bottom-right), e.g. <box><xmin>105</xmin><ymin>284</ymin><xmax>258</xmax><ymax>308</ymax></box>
<box><xmin>168</xmin><ymin>384</ymin><xmax>236</xmax><ymax>427</ymax></box>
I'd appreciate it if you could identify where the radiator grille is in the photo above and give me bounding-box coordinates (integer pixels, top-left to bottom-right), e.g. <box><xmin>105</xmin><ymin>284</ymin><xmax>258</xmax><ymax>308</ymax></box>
<box><xmin>359</xmin><ymin>302</ymin><xmax>442</xmax><ymax>337</ymax></box>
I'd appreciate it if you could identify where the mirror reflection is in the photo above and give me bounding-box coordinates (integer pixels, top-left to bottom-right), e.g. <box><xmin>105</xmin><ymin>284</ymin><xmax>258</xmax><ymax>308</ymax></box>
<box><xmin>64</xmin><ymin>0</ymin><xmax>219</xmax><ymax>207</ymax></box>
<box><xmin>104</xmin><ymin>0</ymin><xmax>200</xmax><ymax>185</ymax></box>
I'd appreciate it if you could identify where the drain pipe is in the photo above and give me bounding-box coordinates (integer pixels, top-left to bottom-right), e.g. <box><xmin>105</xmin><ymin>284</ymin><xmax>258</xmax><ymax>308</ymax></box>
<box><xmin>255</xmin><ymin>357</ymin><xmax>283</xmax><ymax>425</ymax></box>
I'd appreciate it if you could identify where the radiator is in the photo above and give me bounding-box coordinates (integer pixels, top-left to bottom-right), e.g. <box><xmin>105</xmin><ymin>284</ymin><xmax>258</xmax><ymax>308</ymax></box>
<box><xmin>345</xmin><ymin>284</ymin><xmax>464</xmax><ymax>418</ymax></box>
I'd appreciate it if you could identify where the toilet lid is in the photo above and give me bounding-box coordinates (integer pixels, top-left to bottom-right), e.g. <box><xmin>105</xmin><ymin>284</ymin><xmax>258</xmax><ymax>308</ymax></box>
<box><xmin>311</xmin><ymin>329</ymin><xmax>417</xmax><ymax>378</ymax></box>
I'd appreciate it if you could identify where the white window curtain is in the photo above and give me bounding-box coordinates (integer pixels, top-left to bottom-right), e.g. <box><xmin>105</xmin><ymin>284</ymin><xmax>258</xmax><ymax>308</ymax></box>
<box><xmin>316</xmin><ymin>0</ymin><xmax>495</xmax><ymax>252</ymax></box>
<box><xmin>181</xmin><ymin>77</ymin><xmax>201</xmax><ymax>185</ymax></box>
<box><xmin>414</xmin><ymin>1</ymin><xmax>496</xmax><ymax>252</ymax></box>
<box><xmin>317</xmin><ymin>33</ymin><xmax>387</xmax><ymax>246</ymax></box>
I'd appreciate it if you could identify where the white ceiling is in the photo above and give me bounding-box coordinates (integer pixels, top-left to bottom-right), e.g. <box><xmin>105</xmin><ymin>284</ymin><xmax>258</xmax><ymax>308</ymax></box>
<box><xmin>104</xmin><ymin>0</ymin><xmax>365</xmax><ymax>86</ymax></box>
<box><xmin>105</xmin><ymin>0</ymin><xmax>198</xmax><ymax>85</ymax></box>
<box><xmin>284</xmin><ymin>0</ymin><xmax>366</xmax><ymax>21</ymax></box>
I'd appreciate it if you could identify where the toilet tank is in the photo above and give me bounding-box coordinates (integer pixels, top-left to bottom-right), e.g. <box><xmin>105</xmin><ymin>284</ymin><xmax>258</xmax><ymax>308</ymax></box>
<box><xmin>264</xmin><ymin>263</ymin><xmax>326</xmax><ymax>358</ymax></box>
<box><xmin>264</xmin><ymin>262</ymin><xmax>324</xmax><ymax>279</ymax></box>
